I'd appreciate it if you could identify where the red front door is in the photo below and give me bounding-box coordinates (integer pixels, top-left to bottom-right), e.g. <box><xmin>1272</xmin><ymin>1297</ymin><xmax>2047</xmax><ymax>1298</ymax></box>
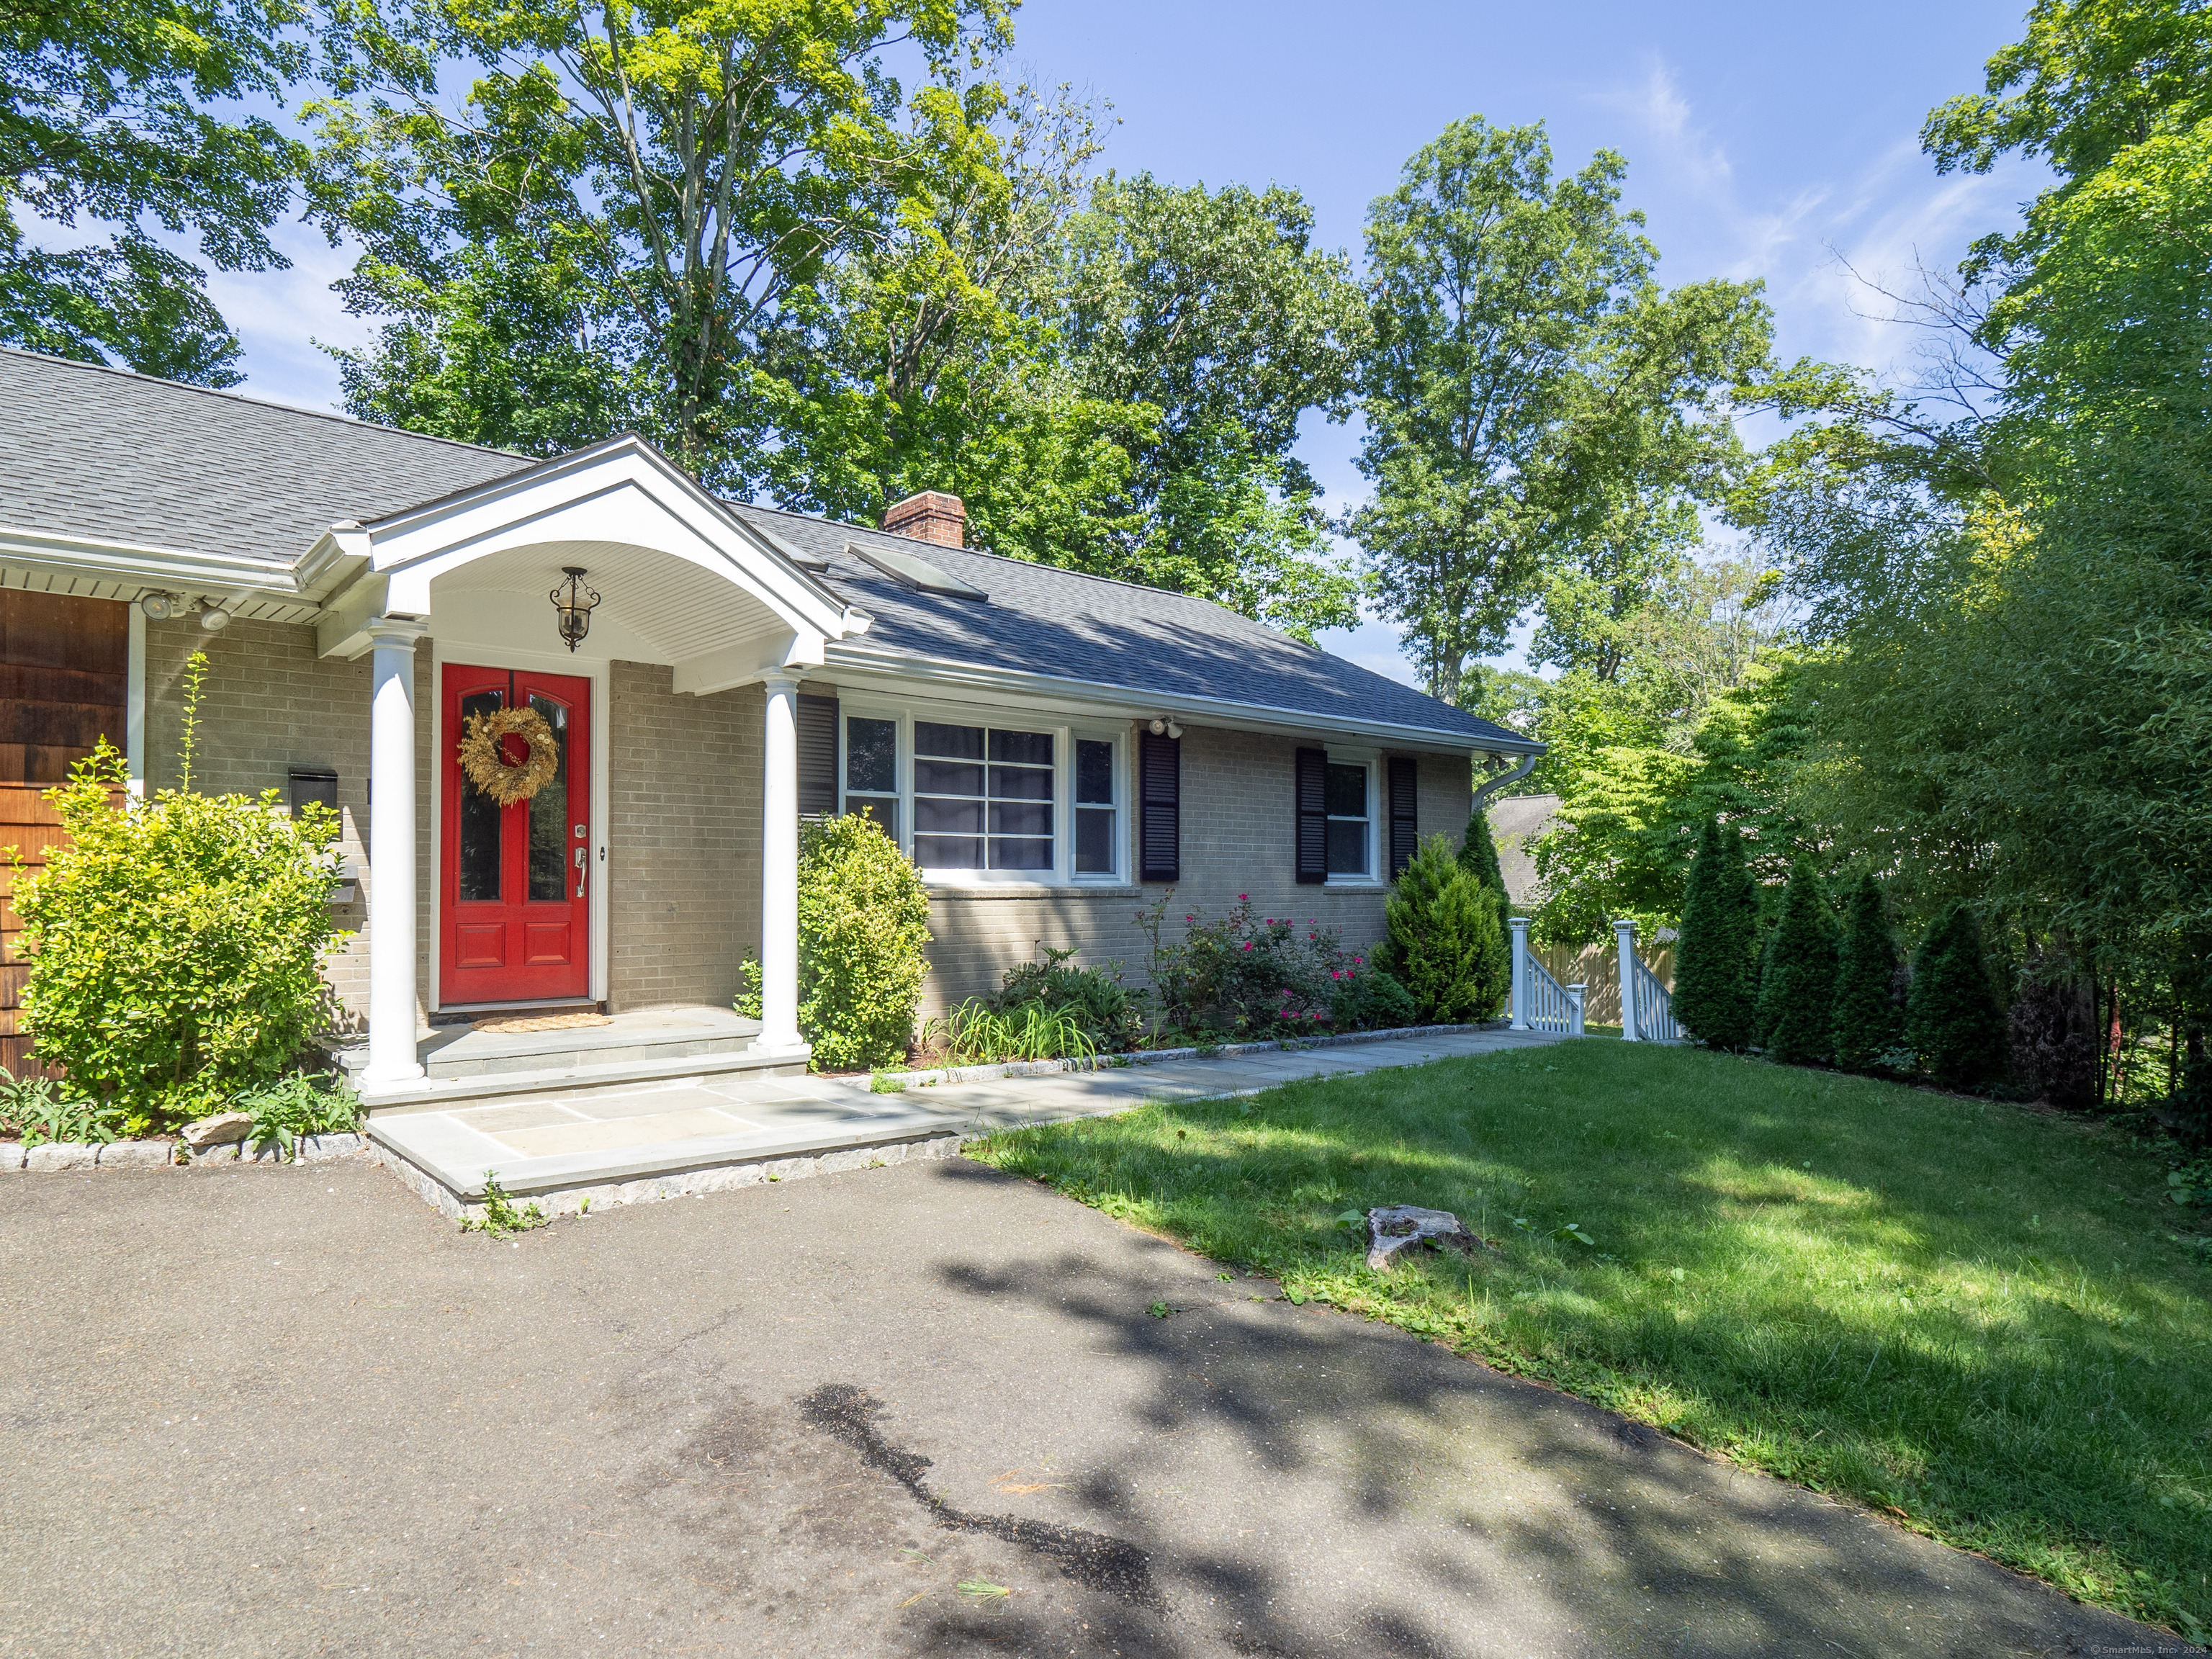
<box><xmin>440</xmin><ymin>664</ymin><xmax>592</xmax><ymax>1006</ymax></box>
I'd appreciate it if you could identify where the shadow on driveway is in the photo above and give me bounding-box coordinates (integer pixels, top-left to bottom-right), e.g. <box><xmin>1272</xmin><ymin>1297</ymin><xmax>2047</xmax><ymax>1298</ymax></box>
<box><xmin>0</xmin><ymin>1152</ymin><xmax>2183</xmax><ymax>1657</ymax></box>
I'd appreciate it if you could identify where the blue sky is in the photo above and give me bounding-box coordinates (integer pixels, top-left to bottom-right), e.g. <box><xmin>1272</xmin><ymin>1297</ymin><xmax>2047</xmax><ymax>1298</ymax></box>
<box><xmin>207</xmin><ymin>0</ymin><xmax>2044</xmax><ymax>685</ymax></box>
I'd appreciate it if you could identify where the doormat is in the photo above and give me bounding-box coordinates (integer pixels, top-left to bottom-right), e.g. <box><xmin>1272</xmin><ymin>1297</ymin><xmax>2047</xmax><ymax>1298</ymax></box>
<box><xmin>472</xmin><ymin>1012</ymin><xmax>613</xmax><ymax>1034</ymax></box>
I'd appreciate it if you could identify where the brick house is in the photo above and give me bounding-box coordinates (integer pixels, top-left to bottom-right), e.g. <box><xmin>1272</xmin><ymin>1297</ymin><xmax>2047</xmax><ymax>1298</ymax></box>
<box><xmin>0</xmin><ymin>349</ymin><xmax>1539</xmax><ymax>1102</ymax></box>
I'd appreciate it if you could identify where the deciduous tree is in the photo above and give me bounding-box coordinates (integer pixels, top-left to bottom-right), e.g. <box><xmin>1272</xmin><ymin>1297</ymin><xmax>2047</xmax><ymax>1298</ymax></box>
<box><xmin>1</xmin><ymin>0</ymin><xmax>305</xmax><ymax>381</ymax></box>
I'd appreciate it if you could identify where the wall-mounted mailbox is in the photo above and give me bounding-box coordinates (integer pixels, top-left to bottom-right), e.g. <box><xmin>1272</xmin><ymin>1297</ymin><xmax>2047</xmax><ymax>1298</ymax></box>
<box><xmin>287</xmin><ymin>766</ymin><xmax>339</xmax><ymax>817</ymax></box>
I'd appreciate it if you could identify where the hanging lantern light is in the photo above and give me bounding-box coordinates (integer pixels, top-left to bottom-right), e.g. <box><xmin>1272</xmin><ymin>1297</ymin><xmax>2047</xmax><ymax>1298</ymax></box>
<box><xmin>549</xmin><ymin>566</ymin><xmax>601</xmax><ymax>652</ymax></box>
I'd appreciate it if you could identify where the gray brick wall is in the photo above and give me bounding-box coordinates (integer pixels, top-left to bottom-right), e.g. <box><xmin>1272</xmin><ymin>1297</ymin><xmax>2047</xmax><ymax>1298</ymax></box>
<box><xmin>606</xmin><ymin>664</ymin><xmax>761</xmax><ymax>1012</ymax></box>
<box><xmin>143</xmin><ymin>637</ymin><xmax>1473</xmax><ymax>1034</ymax></box>
<box><xmin>917</xmin><ymin>722</ymin><xmax>1473</xmax><ymax>1016</ymax></box>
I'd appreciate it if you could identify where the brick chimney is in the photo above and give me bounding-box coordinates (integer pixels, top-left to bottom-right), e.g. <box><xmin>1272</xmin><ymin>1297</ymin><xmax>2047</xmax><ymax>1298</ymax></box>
<box><xmin>880</xmin><ymin>490</ymin><xmax>966</xmax><ymax>549</ymax></box>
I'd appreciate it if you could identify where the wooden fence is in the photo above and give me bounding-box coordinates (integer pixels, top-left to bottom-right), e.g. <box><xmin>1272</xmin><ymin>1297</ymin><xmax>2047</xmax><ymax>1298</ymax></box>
<box><xmin>1534</xmin><ymin>939</ymin><xmax>1676</xmax><ymax>1028</ymax></box>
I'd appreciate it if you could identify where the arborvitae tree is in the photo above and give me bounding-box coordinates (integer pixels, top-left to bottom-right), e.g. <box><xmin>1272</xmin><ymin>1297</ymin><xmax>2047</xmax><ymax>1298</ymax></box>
<box><xmin>1459</xmin><ymin>804</ymin><xmax>1513</xmax><ymax>938</ymax></box>
<box><xmin>1459</xmin><ymin>806</ymin><xmax>1505</xmax><ymax>892</ymax></box>
<box><xmin>1831</xmin><ymin>873</ymin><xmax>1903</xmax><ymax>1072</ymax></box>
<box><xmin>1754</xmin><ymin>918</ymin><xmax>1784</xmax><ymax>1047</ymax></box>
<box><xmin>1761</xmin><ymin>860</ymin><xmax>1838</xmax><ymax>1065</ymax></box>
<box><xmin>1380</xmin><ymin>834</ymin><xmax>1509</xmax><ymax>1021</ymax></box>
<box><xmin>1673</xmin><ymin>817</ymin><xmax>1760</xmax><ymax>1049</ymax></box>
<box><xmin>1905</xmin><ymin>902</ymin><xmax>2009</xmax><ymax>1089</ymax></box>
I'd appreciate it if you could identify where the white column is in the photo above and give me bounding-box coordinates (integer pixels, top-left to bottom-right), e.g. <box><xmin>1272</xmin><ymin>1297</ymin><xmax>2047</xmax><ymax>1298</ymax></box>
<box><xmin>1508</xmin><ymin>917</ymin><xmax>1531</xmax><ymax>1032</ymax></box>
<box><xmin>364</xmin><ymin>618</ymin><xmax>428</xmax><ymax>1083</ymax></box>
<box><xmin>1615</xmin><ymin>918</ymin><xmax>1642</xmax><ymax>1043</ymax></box>
<box><xmin>752</xmin><ymin>669</ymin><xmax>807</xmax><ymax>1056</ymax></box>
<box><xmin>1567</xmin><ymin>984</ymin><xmax>1586</xmax><ymax>1040</ymax></box>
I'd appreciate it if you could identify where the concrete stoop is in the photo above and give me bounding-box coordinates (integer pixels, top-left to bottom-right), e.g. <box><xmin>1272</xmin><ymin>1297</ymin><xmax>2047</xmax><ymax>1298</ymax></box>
<box><xmin>368</xmin><ymin>1121</ymin><xmax>967</xmax><ymax>1220</ymax></box>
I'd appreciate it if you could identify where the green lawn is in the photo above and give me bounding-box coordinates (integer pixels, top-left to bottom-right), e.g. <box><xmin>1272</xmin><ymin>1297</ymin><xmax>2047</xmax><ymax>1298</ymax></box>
<box><xmin>971</xmin><ymin>1040</ymin><xmax>2212</xmax><ymax>1638</ymax></box>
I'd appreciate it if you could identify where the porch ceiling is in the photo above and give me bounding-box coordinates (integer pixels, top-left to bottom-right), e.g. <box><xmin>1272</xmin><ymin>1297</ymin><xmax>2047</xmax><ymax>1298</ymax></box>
<box><xmin>430</xmin><ymin>539</ymin><xmax>787</xmax><ymax>666</ymax></box>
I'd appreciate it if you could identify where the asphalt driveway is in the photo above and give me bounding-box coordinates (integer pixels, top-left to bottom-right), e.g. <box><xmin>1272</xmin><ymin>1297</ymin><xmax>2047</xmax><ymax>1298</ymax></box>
<box><xmin>0</xmin><ymin>1153</ymin><xmax>2184</xmax><ymax>1658</ymax></box>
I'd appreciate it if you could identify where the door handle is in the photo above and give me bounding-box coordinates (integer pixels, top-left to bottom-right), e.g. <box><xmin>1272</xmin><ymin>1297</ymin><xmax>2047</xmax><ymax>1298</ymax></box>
<box><xmin>573</xmin><ymin>845</ymin><xmax>589</xmax><ymax>898</ymax></box>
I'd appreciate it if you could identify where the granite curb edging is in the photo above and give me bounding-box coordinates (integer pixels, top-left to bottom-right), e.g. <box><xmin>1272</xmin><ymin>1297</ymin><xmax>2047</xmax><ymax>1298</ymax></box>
<box><xmin>368</xmin><ymin>1129</ymin><xmax>968</xmax><ymax>1221</ymax></box>
<box><xmin>0</xmin><ymin>1133</ymin><xmax>369</xmax><ymax>1172</ymax></box>
<box><xmin>858</xmin><ymin>1019</ymin><xmax>1516</xmax><ymax>1092</ymax></box>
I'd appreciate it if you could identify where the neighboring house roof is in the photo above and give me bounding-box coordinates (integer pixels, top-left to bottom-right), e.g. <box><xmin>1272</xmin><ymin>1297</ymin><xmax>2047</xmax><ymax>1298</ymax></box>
<box><xmin>0</xmin><ymin>348</ymin><xmax>531</xmax><ymax>562</ymax></box>
<box><xmin>0</xmin><ymin>348</ymin><xmax>1532</xmax><ymax>751</ymax></box>
<box><xmin>732</xmin><ymin>503</ymin><xmax>1524</xmax><ymax>749</ymax></box>
<box><xmin>1487</xmin><ymin>792</ymin><xmax>1561</xmax><ymax>908</ymax></box>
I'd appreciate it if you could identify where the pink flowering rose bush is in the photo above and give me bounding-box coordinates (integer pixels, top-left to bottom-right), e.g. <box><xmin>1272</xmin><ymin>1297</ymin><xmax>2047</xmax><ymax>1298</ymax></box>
<box><xmin>1136</xmin><ymin>894</ymin><xmax>1416</xmax><ymax>1041</ymax></box>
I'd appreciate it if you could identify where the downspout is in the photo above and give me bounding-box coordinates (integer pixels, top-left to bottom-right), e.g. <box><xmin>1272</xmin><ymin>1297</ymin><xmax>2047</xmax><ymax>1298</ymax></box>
<box><xmin>1470</xmin><ymin>751</ymin><xmax>1539</xmax><ymax>813</ymax></box>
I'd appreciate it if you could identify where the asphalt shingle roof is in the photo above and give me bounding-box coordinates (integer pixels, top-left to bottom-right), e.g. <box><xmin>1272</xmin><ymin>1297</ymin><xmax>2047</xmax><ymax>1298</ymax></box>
<box><xmin>0</xmin><ymin>349</ymin><xmax>1520</xmax><ymax>747</ymax></box>
<box><xmin>0</xmin><ymin>348</ymin><xmax>531</xmax><ymax>562</ymax></box>
<box><xmin>729</xmin><ymin>503</ymin><xmax>1520</xmax><ymax>747</ymax></box>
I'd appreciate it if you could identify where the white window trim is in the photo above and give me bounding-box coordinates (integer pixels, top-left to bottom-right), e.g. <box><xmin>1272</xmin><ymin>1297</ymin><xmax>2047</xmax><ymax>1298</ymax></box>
<box><xmin>836</xmin><ymin>693</ymin><xmax>1133</xmax><ymax>890</ymax></box>
<box><xmin>1322</xmin><ymin>746</ymin><xmax>1383</xmax><ymax>889</ymax></box>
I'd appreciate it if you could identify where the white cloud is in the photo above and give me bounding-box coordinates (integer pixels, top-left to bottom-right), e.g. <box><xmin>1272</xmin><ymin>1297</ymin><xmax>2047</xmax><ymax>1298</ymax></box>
<box><xmin>207</xmin><ymin>220</ymin><xmax>372</xmax><ymax>413</ymax></box>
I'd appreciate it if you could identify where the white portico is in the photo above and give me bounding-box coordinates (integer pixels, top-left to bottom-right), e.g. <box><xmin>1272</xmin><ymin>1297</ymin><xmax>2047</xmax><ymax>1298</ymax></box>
<box><xmin>308</xmin><ymin>434</ymin><xmax>871</xmax><ymax>1094</ymax></box>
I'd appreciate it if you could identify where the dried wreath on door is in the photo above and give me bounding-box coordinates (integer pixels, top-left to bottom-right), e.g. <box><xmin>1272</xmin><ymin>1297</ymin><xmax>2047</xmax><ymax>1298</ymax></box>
<box><xmin>457</xmin><ymin>706</ymin><xmax>559</xmax><ymax>806</ymax></box>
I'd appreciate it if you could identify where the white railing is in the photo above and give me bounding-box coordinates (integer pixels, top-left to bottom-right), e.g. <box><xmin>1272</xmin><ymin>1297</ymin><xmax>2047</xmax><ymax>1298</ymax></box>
<box><xmin>1509</xmin><ymin>917</ymin><xmax>1586</xmax><ymax>1036</ymax></box>
<box><xmin>1615</xmin><ymin>919</ymin><xmax>1685</xmax><ymax>1043</ymax></box>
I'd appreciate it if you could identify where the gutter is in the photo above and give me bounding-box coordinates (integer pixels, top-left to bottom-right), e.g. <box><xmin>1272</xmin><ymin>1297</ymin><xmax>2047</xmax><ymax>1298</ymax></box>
<box><xmin>821</xmin><ymin>642</ymin><xmax>1543</xmax><ymax>760</ymax></box>
<box><xmin>1472</xmin><ymin>751</ymin><xmax>1540</xmax><ymax>810</ymax></box>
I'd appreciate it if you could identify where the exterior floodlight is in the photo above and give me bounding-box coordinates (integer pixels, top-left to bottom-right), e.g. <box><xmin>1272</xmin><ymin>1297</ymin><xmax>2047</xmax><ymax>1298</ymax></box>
<box><xmin>1148</xmin><ymin>718</ymin><xmax>1166</xmax><ymax>735</ymax></box>
<box><xmin>198</xmin><ymin>604</ymin><xmax>230</xmax><ymax>631</ymax></box>
<box><xmin>139</xmin><ymin>591</ymin><xmax>182</xmax><ymax>621</ymax></box>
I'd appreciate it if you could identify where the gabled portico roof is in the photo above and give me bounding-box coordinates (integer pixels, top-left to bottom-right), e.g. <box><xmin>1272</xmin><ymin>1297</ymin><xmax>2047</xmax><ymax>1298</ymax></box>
<box><xmin>315</xmin><ymin>435</ymin><xmax>873</xmax><ymax>688</ymax></box>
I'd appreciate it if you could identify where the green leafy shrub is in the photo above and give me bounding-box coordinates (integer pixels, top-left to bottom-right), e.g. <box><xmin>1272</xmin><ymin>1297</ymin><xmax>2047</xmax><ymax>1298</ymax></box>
<box><xmin>1377</xmin><ymin>835</ymin><xmax>1508</xmax><ymax>1023</ymax></box>
<box><xmin>937</xmin><ymin>999</ymin><xmax>1099</xmax><ymax>1064</ymax></box>
<box><xmin>1458</xmin><ymin>804</ymin><xmax>1512</xmax><ymax>935</ymax></box>
<box><xmin>15</xmin><ymin>718</ymin><xmax>347</xmax><ymax>1131</ymax></box>
<box><xmin>1328</xmin><ymin>958</ymin><xmax>1419</xmax><ymax>1030</ymax></box>
<box><xmin>1674</xmin><ymin>817</ymin><xmax>1760</xmax><ymax>1050</ymax></box>
<box><xmin>1139</xmin><ymin>894</ymin><xmax>1346</xmax><ymax>1039</ymax></box>
<box><xmin>1760</xmin><ymin>860</ymin><xmax>1838</xmax><ymax>1066</ymax></box>
<box><xmin>1830</xmin><ymin>873</ymin><xmax>1903</xmax><ymax>1073</ymax></box>
<box><xmin>796</xmin><ymin>814</ymin><xmax>931</xmax><ymax>1072</ymax></box>
<box><xmin>1905</xmin><ymin>902</ymin><xmax>2009</xmax><ymax>1089</ymax></box>
<box><xmin>237</xmin><ymin>1070</ymin><xmax>360</xmax><ymax>1157</ymax></box>
<box><xmin>989</xmin><ymin>945</ymin><xmax>1146</xmax><ymax>1053</ymax></box>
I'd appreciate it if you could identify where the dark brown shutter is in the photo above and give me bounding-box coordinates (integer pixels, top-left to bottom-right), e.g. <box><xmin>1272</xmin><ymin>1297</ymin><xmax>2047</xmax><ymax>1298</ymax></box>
<box><xmin>1388</xmin><ymin>755</ymin><xmax>1419</xmax><ymax>876</ymax></box>
<box><xmin>1295</xmin><ymin>746</ymin><xmax>1328</xmax><ymax>884</ymax></box>
<box><xmin>1138</xmin><ymin>729</ymin><xmax>1180</xmax><ymax>882</ymax></box>
<box><xmin>796</xmin><ymin>694</ymin><xmax>839</xmax><ymax>818</ymax></box>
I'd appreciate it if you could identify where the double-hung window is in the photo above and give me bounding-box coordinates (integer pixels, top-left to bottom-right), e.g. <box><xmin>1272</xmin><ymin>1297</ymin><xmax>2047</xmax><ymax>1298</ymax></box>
<box><xmin>1074</xmin><ymin>738</ymin><xmax>1118</xmax><ymax>875</ymax></box>
<box><xmin>914</xmin><ymin>721</ymin><xmax>1054</xmax><ymax>873</ymax></box>
<box><xmin>844</xmin><ymin>716</ymin><xmax>899</xmax><ymax>838</ymax></box>
<box><xmin>1325</xmin><ymin>759</ymin><xmax>1372</xmax><ymax>879</ymax></box>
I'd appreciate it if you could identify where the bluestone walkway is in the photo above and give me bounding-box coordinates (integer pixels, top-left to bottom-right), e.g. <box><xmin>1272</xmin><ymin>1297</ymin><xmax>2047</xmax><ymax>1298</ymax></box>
<box><xmin>368</xmin><ymin>1025</ymin><xmax>1570</xmax><ymax>1207</ymax></box>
